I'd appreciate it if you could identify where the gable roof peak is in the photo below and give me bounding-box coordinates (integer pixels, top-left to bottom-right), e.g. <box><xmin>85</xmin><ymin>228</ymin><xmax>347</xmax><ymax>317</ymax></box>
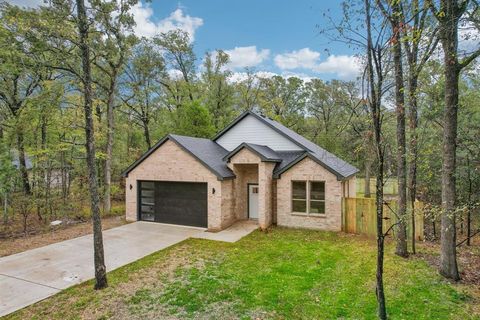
<box><xmin>213</xmin><ymin>110</ymin><xmax>359</xmax><ymax>179</ymax></box>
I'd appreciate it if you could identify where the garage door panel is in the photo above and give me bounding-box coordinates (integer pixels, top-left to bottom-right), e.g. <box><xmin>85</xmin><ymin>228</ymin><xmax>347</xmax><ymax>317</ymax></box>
<box><xmin>139</xmin><ymin>181</ymin><xmax>207</xmax><ymax>228</ymax></box>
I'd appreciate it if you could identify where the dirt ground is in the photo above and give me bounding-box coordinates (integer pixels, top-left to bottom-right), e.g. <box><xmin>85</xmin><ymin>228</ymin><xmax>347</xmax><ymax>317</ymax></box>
<box><xmin>0</xmin><ymin>216</ymin><xmax>128</xmax><ymax>257</ymax></box>
<box><xmin>416</xmin><ymin>235</ymin><xmax>480</xmax><ymax>284</ymax></box>
<box><xmin>415</xmin><ymin>235</ymin><xmax>480</xmax><ymax>315</ymax></box>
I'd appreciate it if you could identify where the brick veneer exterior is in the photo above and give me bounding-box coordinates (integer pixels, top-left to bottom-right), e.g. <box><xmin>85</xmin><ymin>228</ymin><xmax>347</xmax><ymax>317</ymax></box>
<box><xmin>125</xmin><ymin>139</ymin><xmax>356</xmax><ymax>232</ymax></box>
<box><xmin>228</xmin><ymin>148</ymin><xmax>274</xmax><ymax>229</ymax></box>
<box><xmin>276</xmin><ymin>157</ymin><xmax>355</xmax><ymax>231</ymax></box>
<box><xmin>125</xmin><ymin>140</ymin><xmax>226</xmax><ymax>231</ymax></box>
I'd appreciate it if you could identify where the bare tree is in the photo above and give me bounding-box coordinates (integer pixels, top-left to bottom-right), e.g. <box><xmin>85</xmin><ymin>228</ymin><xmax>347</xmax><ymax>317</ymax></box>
<box><xmin>402</xmin><ymin>0</ymin><xmax>439</xmax><ymax>253</ymax></box>
<box><xmin>364</xmin><ymin>0</ymin><xmax>390</xmax><ymax>317</ymax></box>
<box><xmin>377</xmin><ymin>0</ymin><xmax>408</xmax><ymax>258</ymax></box>
<box><xmin>121</xmin><ymin>39</ymin><xmax>166</xmax><ymax>150</ymax></box>
<box><xmin>76</xmin><ymin>0</ymin><xmax>107</xmax><ymax>289</ymax></box>
<box><xmin>93</xmin><ymin>1</ymin><xmax>136</xmax><ymax>214</ymax></box>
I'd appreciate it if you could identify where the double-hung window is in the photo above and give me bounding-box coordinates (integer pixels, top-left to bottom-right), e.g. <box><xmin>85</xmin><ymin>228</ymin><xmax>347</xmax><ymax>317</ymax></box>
<box><xmin>291</xmin><ymin>181</ymin><xmax>326</xmax><ymax>214</ymax></box>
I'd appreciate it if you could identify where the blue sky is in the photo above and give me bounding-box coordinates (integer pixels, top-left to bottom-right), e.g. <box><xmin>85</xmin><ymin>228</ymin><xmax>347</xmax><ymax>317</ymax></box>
<box><xmin>8</xmin><ymin>0</ymin><xmax>362</xmax><ymax>81</ymax></box>
<box><xmin>139</xmin><ymin>0</ymin><xmax>361</xmax><ymax>80</ymax></box>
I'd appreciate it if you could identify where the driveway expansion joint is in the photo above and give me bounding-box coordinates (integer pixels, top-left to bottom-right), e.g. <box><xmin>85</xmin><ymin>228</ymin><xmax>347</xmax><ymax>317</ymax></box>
<box><xmin>0</xmin><ymin>273</ymin><xmax>61</xmax><ymax>291</ymax></box>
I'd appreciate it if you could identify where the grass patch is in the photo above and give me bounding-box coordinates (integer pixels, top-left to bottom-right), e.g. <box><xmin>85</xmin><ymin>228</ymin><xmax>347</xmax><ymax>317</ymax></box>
<box><xmin>5</xmin><ymin>228</ymin><xmax>478</xmax><ymax>320</ymax></box>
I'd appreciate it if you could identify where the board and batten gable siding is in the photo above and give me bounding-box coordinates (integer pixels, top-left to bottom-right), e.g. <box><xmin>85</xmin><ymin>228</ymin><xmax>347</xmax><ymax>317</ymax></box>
<box><xmin>216</xmin><ymin>114</ymin><xmax>303</xmax><ymax>151</ymax></box>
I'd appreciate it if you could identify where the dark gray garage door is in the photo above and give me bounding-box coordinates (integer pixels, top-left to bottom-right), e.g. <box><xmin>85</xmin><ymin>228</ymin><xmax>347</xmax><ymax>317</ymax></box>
<box><xmin>138</xmin><ymin>181</ymin><xmax>208</xmax><ymax>228</ymax></box>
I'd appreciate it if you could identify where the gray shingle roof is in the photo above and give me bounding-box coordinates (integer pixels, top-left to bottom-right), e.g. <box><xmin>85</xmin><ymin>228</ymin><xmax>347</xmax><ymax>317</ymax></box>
<box><xmin>223</xmin><ymin>143</ymin><xmax>282</xmax><ymax>162</ymax></box>
<box><xmin>169</xmin><ymin>134</ymin><xmax>235</xmax><ymax>179</ymax></box>
<box><xmin>257</xmin><ymin>113</ymin><xmax>359</xmax><ymax>178</ymax></box>
<box><xmin>272</xmin><ymin>151</ymin><xmax>307</xmax><ymax>175</ymax></box>
<box><xmin>122</xmin><ymin>134</ymin><xmax>234</xmax><ymax>180</ymax></box>
<box><xmin>123</xmin><ymin>111</ymin><xmax>359</xmax><ymax>181</ymax></box>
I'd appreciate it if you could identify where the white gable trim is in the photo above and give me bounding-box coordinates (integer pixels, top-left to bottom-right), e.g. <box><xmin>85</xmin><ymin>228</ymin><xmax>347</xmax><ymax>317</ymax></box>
<box><xmin>215</xmin><ymin>114</ymin><xmax>304</xmax><ymax>151</ymax></box>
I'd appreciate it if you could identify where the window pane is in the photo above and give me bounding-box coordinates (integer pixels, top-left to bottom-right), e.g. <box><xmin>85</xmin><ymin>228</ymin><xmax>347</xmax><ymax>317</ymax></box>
<box><xmin>141</xmin><ymin>205</ymin><xmax>154</xmax><ymax>213</ymax></box>
<box><xmin>292</xmin><ymin>181</ymin><xmax>307</xmax><ymax>199</ymax></box>
<box><xmin>141</xmin><ymin>197</ymin><xmax>155</xmax><ymax>205</ymax></box>
<box><xmin>141</xmin><ymin>190</ymin><xmax>154</xmax><ymax>197</ymax></box>
<box><xmin>292</xmin><ymin>200</ymin><xmax>307</xmax><ymax>213</ymax></box>
<box><xmin>310</xmin><ymin>181</ymin><xmax>325</xmax><ymax>201</ymax></box>
<box><xmin>310</xmin><ymin>201</ymin><xmax>325</xmax><ymax>214</ymax></box>
<box><xmin>141</xmin><ymin>213</ymin><xmax>155</xmax><ymax>221</ymax></box>
<box><xmin>141</xmin><ymin>181</ymin><xmax>154</xmax><ymax>189</ymax></box>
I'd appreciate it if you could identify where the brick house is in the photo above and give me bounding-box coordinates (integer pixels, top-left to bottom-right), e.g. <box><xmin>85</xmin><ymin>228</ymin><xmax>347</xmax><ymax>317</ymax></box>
<box><xmin>123</xmin><ymin>111</ymin><xmax>358</xmax><ymax>231</ymax></box>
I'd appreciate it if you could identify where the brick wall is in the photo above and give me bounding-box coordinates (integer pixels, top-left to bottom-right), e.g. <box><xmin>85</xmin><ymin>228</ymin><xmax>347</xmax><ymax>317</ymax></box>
<box><xmin>229</xmin><ymin>150</ymin><xmax>261</xmax><ymax>220</ymax></box>
<box><xmin>258</xmin><ymin>162</ymin><xmax>274</xmax><ymax>229</ymax></box>
<box><xmin>220</xmin><ymin>179</ymin><xmax>236</xmax><ymax>229</ymax></box>
<box><xmin>276</xmin><ymin>157</ymin><xmax>343</xmax><ymax>231</ymax></box>
<box><xmin>125</xmin><ymin>139</ymin><xmax>224</xmax><ymax>231</ymax></box>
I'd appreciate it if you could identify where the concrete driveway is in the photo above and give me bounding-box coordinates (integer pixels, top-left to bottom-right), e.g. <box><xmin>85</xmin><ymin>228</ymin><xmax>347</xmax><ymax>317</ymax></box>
<box><xmin>0</xmin><ymin>220</ymin><xmax>257</xmax><ymax>317</ymax></box>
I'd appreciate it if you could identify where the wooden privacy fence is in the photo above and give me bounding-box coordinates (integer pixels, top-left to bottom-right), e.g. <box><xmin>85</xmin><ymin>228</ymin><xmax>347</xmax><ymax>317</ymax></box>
<box><xmin>342</xmin><ymin>197</ymin><xmax>424</xmax><ymax>240</ymax></box>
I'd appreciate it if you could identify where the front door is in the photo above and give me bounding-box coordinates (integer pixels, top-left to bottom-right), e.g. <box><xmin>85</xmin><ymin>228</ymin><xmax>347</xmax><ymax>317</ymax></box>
<box><xmin>248</xmin><ymin>184</ymin><xmax>259</xmax><ymax>219</ymax></box>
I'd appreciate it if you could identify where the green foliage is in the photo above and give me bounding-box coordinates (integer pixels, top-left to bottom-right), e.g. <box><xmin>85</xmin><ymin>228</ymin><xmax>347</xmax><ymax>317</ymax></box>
<box><xmin>0</xmin><ymin>141</ymin><xmax>15</xmax><ymax>194</ymax></box>
<box><xmin>258</xmin><ymin>75</ymin><xmax>307</xmax><ymax>132</ymax></box>
<box><xmin>0</xmin><ymin>1</ymin><xmax>478</xmax><ymax>235</ymax></box>
<box><xmin>201</xmin><ymin>50</ymin><xmax>235</xmax><ymax>130</ymax></box>
<box><xmin>172</xmin><ymin>100</ymin><xmax>216</xmax><ymax>138</ymax></box>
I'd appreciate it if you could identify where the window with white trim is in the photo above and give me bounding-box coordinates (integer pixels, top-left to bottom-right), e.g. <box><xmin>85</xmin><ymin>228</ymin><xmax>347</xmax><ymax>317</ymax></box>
<box><xmin>291</xmin><ymin>181</ymin><xmax>326</xmax><ymax>214</ymax></box>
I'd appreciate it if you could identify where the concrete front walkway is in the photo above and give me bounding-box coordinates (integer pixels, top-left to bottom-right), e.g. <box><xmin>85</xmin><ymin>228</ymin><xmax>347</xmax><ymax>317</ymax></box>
<box><xmin>194</xmin><ymin>220</ymin><xmax>258</xmax><ymax>242</ymax></box>
<box><xmin>0</xmin><ymin>220</ymin><xmax>257</xmax><ymax>317</ymax></box>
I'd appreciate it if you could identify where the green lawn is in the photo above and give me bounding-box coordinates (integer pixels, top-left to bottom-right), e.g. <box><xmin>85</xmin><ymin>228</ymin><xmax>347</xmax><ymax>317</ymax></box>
<box><xmin>6</xmin><ymin>228</ymin><xmax>477</xmax><ymax>320</ymax></box>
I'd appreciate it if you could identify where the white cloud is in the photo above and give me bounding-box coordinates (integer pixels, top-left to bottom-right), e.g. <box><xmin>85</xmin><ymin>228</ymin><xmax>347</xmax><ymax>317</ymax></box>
<box><xmin>313</xmin><ymin>55</ymin><xmax>362</xmax><ymax>80</ymax></box>
<box><xmin>458</xmin><ymin>21</ymin><xmax>480</xmax><ymax>54</ymax></box>
<box><xmin>132</xmin><ymin>4</ymin><xmax>203</xmax><ymax>41</ymax></box>
<box><xmin>6</xmin><ymin>1</ymin><xmax>204</xmax><ymax>42</ymax></box>
<box><xmin>274</xmin><ymin>48</ymin><xmax>361</xmax><ymax>80</ymax></box>
<box><xmin>229</xmin><ymin>71</ymin><xmax>277</xmax><ymax>83</ymax></box>
<box><xmin>223</xmin><ymin>46</ymin><xmax>270</xmax><ymax>69</ymax></box>
<box><xmin>280</xmin><ymin>71</ymin><xmax>314</xmax><ymax>83</ymax></box>
<box><xmin>274</xmin><ymin>48</ymin><xmax>321</xmax><ymax>70</ymax></box>
<box><xmin>167</xmin><ymin>69</ymin><xmax>184</xmax><ymax>80</ymax></box>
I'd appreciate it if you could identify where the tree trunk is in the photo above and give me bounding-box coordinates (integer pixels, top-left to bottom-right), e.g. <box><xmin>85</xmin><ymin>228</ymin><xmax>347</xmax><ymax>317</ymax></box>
<box><xmin>40</xmin><ymin>113</ymin><xmax>48</xmax><ymax>222</ymax></box>
<box><xmin>143</xmin><ymin>121</ymin><xmax>152</xmax><ymax>150</ymax></box>
<box><xmin>439</xmin><ymin>6</ymin><xmax>460</xmax><ymax>280</ymax></box>
<box><xmin>390</xmin><ymin>3</ymin><xmax>408</xmax><ymax>258</ymax></box>
<box><xmin>76</xmin><ymin>0</ymin><xmax>108</xmax><ymax>290</ymax></box>
<box><xmin>104</xmin><ymin>75</ymin><xmax>117</xmax><ymax>215</ymax></box>
<box><xmin>16</xmin><ymin>129</ymin><xmax>31</xmax><ymax>195</ymax></box>
<box><xmin>365</xmin><ymin>0</ymin><xmax>386</xmax><ymax>317</ymax></box>
<box><xmin>3</xmin><ymin>193</ymin><xmax>7</xmax><ymax>224</ymax></box>
<box><xmin>365</xmin><ymin>158</ymin><xmax>371</xmax><ymax>198</ymax></box>
<box><xmin>467</xmin><ymin>155</ymin><xmax>472</xmax><ymax>246</ymax></box>
<box><xmin>407</xmin><ymin>64</ymin><xmax>419</xmax><ymax>252</ymax></box>
<box><xmin>375</xmin><ymin>157</ymin><xmax>386</xmax><ymax>320</ymax></box>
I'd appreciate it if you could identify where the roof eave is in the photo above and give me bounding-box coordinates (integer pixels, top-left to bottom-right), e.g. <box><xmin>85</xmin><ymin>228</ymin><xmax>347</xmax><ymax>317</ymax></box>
<box><xmin>122</xmin><ymin>134</ymin><xmax>234</xmax><ymax>180</ymax></box>
<box><xmin>273</xmin><ymin>153</ymin><xmax>357</xmax><ymax>181</ymax></box>
<box><xmin>222</xmin><ymin>142</ymin><xmax>282</xmax><ymax>163</ymax></box>
<box><xmin>336</xmin><ymin>170</ymin><xmax>359</xmax><ymax>181</ymax></box>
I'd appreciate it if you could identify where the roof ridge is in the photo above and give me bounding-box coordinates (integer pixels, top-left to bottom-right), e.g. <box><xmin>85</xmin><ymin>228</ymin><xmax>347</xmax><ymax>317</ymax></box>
<box><xmin>169</xmin><ymin>133</ymin><xmax>211</xmax><ymax>141</ymax></box>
